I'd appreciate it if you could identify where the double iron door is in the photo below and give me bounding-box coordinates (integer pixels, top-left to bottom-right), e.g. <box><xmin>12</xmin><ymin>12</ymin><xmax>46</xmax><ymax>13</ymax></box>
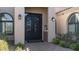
<box><xmin>25</xmin><ymin>13</ymin><xmax>42</xmax><ymax>42</ymax></box>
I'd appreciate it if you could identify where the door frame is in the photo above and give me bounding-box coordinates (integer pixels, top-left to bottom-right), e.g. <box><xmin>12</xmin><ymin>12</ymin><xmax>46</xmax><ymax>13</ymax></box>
<box><xmin>25</xmin><ymin>12</ymin><xmax>43</xmax><ymax>42</ymax></box>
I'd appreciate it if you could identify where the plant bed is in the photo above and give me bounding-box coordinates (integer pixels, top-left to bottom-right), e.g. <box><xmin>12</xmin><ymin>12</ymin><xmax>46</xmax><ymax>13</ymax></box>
<box><xmin>69</xmin><ymin>43</ymin><xmax>77</xmax><ymax>50</ymax></box>
<box><xmin>58</xmin><ymin>40</ymin><xmax>71</xmax><ymax>48</ymax></box>
<box><xmin>69</xmin><ymin>43</ymin><xmax>79</xmax><ymax>51</ymax></box>
<box><xmin>52</xmin><ymin>37</ymin><xmax>60</xmax><ymax>44</ymax></box>
<box><xmin>52</xmin><ymin>36</ymin><xmax>79</xmax><ymax>51</ymax></box>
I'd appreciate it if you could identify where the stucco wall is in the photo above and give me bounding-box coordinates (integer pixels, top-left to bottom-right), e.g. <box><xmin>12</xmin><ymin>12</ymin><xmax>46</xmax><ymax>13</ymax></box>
<box><xmin>54</xmin><ymin>7</ymin><xmax>69</xmax><ymax>13</ymax></box>
<box><xmin>56</xmin><ymin>7</ymin><xmax>79</xmax><ymax>34</ymax></box>
<box><xmin>0</xmin><ymin>7</ymin><xmax>14</xmax><ymax>17</ymax></box>
<box><xmin>25</xmin><ymin>7</ymin><xmax>48</xmax><ymax>41</ymax></box>
<box><xmin>14</xmin><ymin>7</ymin><xmax>25</xmax><ymax>44</ymax></box>
<box><xmin>48</xmin><ymin>7</ymin><xmax>56</xmax><ymax>42</ymax></box>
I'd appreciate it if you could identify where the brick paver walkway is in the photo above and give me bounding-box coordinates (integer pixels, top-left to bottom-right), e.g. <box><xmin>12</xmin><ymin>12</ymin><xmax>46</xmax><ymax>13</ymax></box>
<box><xmin>25</xmin><ymin>42</ymin><xmax>73</xmax><ymax>51</ymax></box>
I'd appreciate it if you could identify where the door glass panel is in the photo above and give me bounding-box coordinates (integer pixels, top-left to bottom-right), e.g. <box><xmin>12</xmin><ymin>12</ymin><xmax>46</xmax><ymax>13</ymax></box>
<box><xmin>5</xmin><ymin>22</ymin><xmax>13</xmax><ymax>35</ymax></box>
<box><xmin>26</xmin><ymin>17</ymin><xmax>31</xmax><ymax>32</ymax></box>
<box><xmin>34</xmin><ymin>17</ymin><xmax>39</xmax><ymax>32</ymax></box>
<box><xmin>1</xmin><ymin>14</ymin><xmax>13</xmax><ymax>21</ymax></box>
<box><xmin>76</xmin><ymin>23</ymin><xmax>79</xmax><ymax>33</ymax></box>
<box><xmin>0</xmin><ymin>13</ymin><xmax>13</xmax><ymax>35</ymax></box>
<box><xmin>0</xmin><ymin>22</ymin><xmax>5</xmax><ymax>33</ymax></box>
<box><xmin>69</xmin><ymin>24</ymin><xmax>75</xmax><ymax>33</ymax></box>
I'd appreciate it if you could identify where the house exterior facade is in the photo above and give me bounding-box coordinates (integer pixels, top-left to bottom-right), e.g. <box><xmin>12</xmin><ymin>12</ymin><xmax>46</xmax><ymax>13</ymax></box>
<box><xmin>0</xmin><ymin>7</ymin><xmax>78</xmax><ymax>44</ymax></box>
<box><xmin>0</xmin><ymin>7</ymin><xmax>55</xmax><ymax>44</ymax></box>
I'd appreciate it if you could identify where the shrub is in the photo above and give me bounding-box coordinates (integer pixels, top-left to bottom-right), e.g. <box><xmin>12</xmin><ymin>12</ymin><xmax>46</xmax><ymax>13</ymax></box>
<box><xmin>52</xmin><ymin>38</ymin><xmax>60</xmax><ymax>44</ymax></box>
<box><xmin>70</xmin><ymin>43</ymin><xmax>79</xmax><ymax>51</ymax></box>
<box><xmin>59</xmin><ymin>40</ymin><xmax>66</xmax><ymax>47</ymax></box>
<box><xmin>15</xmin><ymin>46</ymin><xmax>23</xmax><ymax>51</ymax></box>
<box><xmin>69</xmin><ymin>43</ymin><xmax>77</xmax><ymax>50</ymax></box>
<box><xmin>15</xmin><ymin>43</ymin><xmax>24</xmax><ymax>50</ymax></box>
<box><xmin>65</xmin><ymin>42</ymin><xmax>72</xmax><ymax>48</ymax></box>
<box><xmin>0</xmin><ymin>40</ymin><xmax>9</xmax><ymax>51</ymax></box>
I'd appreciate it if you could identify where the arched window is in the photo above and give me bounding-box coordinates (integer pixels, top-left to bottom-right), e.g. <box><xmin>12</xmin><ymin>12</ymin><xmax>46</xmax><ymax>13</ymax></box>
<box><xmin>68</xmin><ymin>13</ymin><xmax>79</xmax><ymax>34</ymax></box>
<box><xmin>0</xmin><ymin>13</ymin><xmax>13</xmax><ymax>35</ymax></box>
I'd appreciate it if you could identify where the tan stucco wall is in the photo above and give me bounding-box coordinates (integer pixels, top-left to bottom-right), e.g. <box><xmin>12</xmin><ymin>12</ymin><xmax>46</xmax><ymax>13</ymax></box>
<box><xmin>56</xmin><ymin>7</ymin><xmax>79</xmax><ymax>34</ymax></box>
<box><xmin>0</xmin><ymin>7</ymin><xmax>14</xmax><ymax>17</ymax></box>
<box><xmin>54</xmin><ymin>7</ymin><xmax>69</xmax><ymax>13</ymax></box>
<box><xmin>48</xmin><ymin>7</ymin><xmax>56</xmax><ymax>42</ymax></box>
<box><xmin>25</xmin><ymin>7</ymin><xmax>48</xmax><ymax>41</ymax></box>
<box><xmin>14</xmin><ymin>7</ymin><xmax>25</xmax><ymax>44</ymax></box>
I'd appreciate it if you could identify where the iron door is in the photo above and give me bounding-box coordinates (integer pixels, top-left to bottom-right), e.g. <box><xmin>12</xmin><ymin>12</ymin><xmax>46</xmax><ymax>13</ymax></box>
<box><xmin>25</xmin><ymin>13</ymin><xmax>42</xmax><ymax>42</ymax></box>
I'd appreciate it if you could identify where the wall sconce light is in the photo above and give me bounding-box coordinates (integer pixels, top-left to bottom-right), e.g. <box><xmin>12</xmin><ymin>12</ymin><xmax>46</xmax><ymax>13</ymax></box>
<box><xmin>18</xmin><ymin>14</ymin><xmax>22</xmax><ymax>20</ymax></box>
<box><xmin>51</xmin><ymin>17</ymin><xmax>55</xmax><ymax>22</ymax></box>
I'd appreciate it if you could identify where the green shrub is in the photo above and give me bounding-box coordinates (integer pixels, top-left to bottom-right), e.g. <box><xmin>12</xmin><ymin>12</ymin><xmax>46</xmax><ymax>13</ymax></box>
<box><xmin>65</xmin><ymin>42</ymin><xmax>72</xmax><ymax>48</ymax></box>
<box><xmin>15</xmin><ymin>43</ymin><xmax>24</xmax><ymax>49</ymax></box>
<box><xmin>75</xmin><ymin>43</ymin><xmax>79</xmax><ymax>51</ymax></box>
<box><xmin>52</xmin><ymin>38</ymin><xmax>60</xmax><ymax>44</ymax></box>
<box><xmin>15</xmin><ymin>46</ymin><xmax>23</xmax><ymax>51</ymax></box>
<box><xmin>59</xmin><ymin>40</ymin><xmax>66</xmax><ymax>47</ymax></box>
<box><xmin>0</xmin><ymin>40</ymin><xmax>9</xmax><ymax>51</ymax></box>
<box><xmin>69</xmin><ymin>43</ymin><xmax>77</xmax><ymax>50</ymax></box>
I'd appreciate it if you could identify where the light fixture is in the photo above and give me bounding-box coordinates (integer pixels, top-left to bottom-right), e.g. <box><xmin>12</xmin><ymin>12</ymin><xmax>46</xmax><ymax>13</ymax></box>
<box><xmin>18</xmin><ymin>14</ymin><xmax>22</xmax><ymax>20</ymax></box>
<box><xmin>51</xmin><ymin>17</ymin><xmax>55</xmax><ymax>22</ymax></box>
